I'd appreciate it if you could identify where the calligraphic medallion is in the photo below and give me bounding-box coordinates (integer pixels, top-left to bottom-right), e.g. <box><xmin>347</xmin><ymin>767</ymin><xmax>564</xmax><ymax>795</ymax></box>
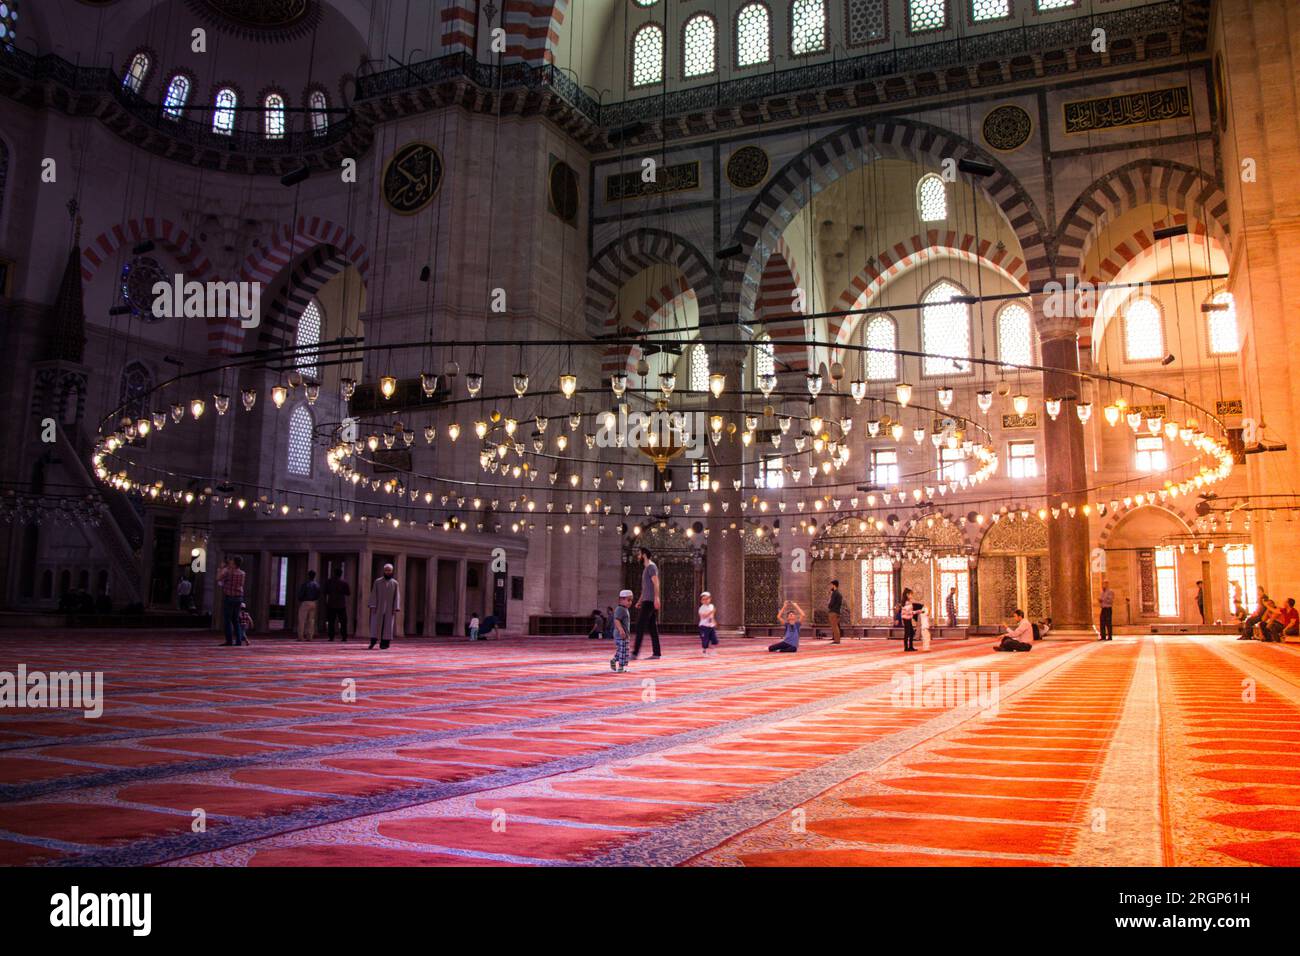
<box><xmin>726</xmin><ymin>146</ymin><xmax>770</xmax><ymax>190</ymax></box>
<box><xmin>382</xmin><ymin>142</ymin><xmax>444</xmax><ymax>215</ymax></box>
<box><xmin>982</xmin><ymin>105</ymin><xmax>1033</xmax><ymax>152</ymax></box>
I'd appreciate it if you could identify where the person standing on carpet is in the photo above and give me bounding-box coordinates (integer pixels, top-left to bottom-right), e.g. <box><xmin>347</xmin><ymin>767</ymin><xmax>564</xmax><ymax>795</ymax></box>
<box><xmin>296</xmin><ymin>570</ymin><xmax>321</xmax><ymax>642</ymax></box>
<box><xmin>698</xmin><ymin>590</ymin><xmax>719</xmax><ymax>655</ymax></box>
<box><xmin>946</xmin><ymin>587</ymin><xmax>958</xmax><ymax>627</ymax></box>
<box><xmin>217</xmin><ymin>556</ymin><xmax>247</xmax><ymax>647</ymax></box>
<box><xmin>238</xmin><ymin>602</ymin><xmax>254</xmax><ymax>645</ymax></box>
<box><xmin>1098</xmin><ymin>580</ymin><xmax>1115</xmax><ymax>641</ymax></box>
<box><xmin>611</xmin><ymin>589</ymin><xmax>633</xmax><ymax>672</ymax></box>
<box><xmin>632</xmin><ymin>546</ymin><xmax>662</xmax><ymax>660</ymax></box>
<box><xmin>918</xmin><ymin>601</ymin><xmax>932</xmax><ymax>652</ymax></box>
<box><xmin>826</xmin><ymin>580</ymin><xmax>843</xmax><ymax>644</ymax></box>
<box><xmin>324</xmin><ymin>567</ymin><xmax>351</xmax><ymax>642</ymax></box>
<box><xmin>1193</xmin><ymin>579</ymin><xmax>1206</xmax><ymax>626</ymax></box>
<box><xmin>369</xmin><ymin>563</ymin><xmax>401</xmax><ymax>650</ymax></box>
<box><xmin>900</xmin><ymin>588</ymin><xmax>916</xmax><ymax>652</ymax></box>
<box><xmin>469</xmin><ymin>613</ymin><xmax>481</xmax><ymax>641</ymax></box>
<box><xmin>769</xmin><ymin>601</ymin><xmax>803</xmax><ymax>652</ymax></box>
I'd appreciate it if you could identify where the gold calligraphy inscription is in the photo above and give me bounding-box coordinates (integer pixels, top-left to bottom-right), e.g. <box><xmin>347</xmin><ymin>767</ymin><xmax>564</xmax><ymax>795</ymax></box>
<box><xmin>1063</xmin><ymin>86</ymin><xmax>1191</xmax><ymax>134</ymax></box>
<box><xmin>606</xmin><ymin>161</ymin><xmax>701</xmax><ymax>202</ymax></box>
<box><xmin>382</xmin><ymin>142</ymin><xmax>444</xmax><ymax>215</ymax></box>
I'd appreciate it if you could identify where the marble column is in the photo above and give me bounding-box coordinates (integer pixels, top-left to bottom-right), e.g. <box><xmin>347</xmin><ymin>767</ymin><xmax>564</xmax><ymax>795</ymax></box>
<box><xmin>356</xmin><ymin>547</ymin><xmax>373</xmax><ymax>638</ymax></box>
<box><xmin>455</xmin><ymin>557</ymin><xmax>468</xmax><ymax>636</ymax></box>
<box><xmin>1039</xmin><ymin>323</ymin><xmax>1095</xmax><ymax>635</ymax></box>
<box><xmin>422</xmin><ymin>555</ymin><xmax>437</xmax><ymax>636</ymax></box>
<box><xmin>706</xmin><ymin>344</ymin><xmax>746</xmax><ymax>633</ymax></box>
<box><xmin>394</xmin><ymin>552</ymin><xmax>408</xmax><ymax>638</ymax></box>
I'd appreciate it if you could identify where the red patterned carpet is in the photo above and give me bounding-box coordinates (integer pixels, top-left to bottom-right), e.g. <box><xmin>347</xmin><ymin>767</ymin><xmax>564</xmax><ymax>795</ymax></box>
<box><xmin>1</xmin><ymin>631</ymin><xmax>1298</xmax><ymax>866</ymax></box>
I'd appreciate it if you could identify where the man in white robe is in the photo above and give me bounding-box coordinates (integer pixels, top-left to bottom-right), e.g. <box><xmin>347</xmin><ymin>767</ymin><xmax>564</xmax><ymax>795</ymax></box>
<box><xmin>369</xmin><ymin>563</ymin><xmax>401</xmax><ymax>650</ymax></box>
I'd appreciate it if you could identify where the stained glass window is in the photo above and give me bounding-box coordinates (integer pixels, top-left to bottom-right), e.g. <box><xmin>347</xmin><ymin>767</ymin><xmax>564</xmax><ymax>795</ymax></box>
<box><xmin>683</xmin><ymin>14</ymin><xmax>716</xmax><ymax>77</ymax></box>
<box><xmin>264</xmin><ymin>93</ymin><xmax>286</xmax><ymax>139</ymax></box>
<box><xmin>736</xmin><ymin>3</ymin><xmax>771</xmax><ymax>67</ymax></box>
<box><xmin>0</xmin><ymin>2</ymin><xmax>17</xmax><ymax>48</ymax></box>
<box><xmin>972</xmin><ymin>0</ymin><xmax>1011</xmax><ymax>21</ymax></box>
<box><xmin>162</xmin><ymin>74</ymin><xmax>191</xmax><ymax>120</ymax></box>
<box><xmin>908</xmin><ymin>0</ymin><xmax>947</xmax><ymax>32</ymax></box>
<box><xmin>917</xmin><ymin>173</ymin><xmax>947</xmax><ymax>221</ymax></box>
<box><xmin>296</xmin><ymin>300</ymin><xmax>322</xmax><ymax>379</ymax></box>
<box><xmin>998</xmin><ymin>302</ymin><xmax>1033</xmax><ymax>367</ymax></box>
<box><xmin>123</xmin><ymin>52</ymin><xmax>150</xmax><ymax>93</ymax></box>
<box><xmin>287</xmin><ymin>406</ymin><xmax>313</xmax><ymax>477</ymax></box>
<box><xmin>790</xmin><ymin>0</ymin><xmax>827</xmax><ymax>56</ymax></box>
<box><xmin>846</xmin><ymin>0</ymin><xmax>887</xmax><ymax>46</ymax></box>
<box><xmin>1124</xmin><ymin>297</ymin><xmax>1164</xmax><ymax>361</ymax></box>
<box><xmin>213</xmin><ymin>87</ymin><xmax>238</xmax><ymax>135</ymax></box>
<box><xmin>1206</xmin><ymin>290</ymin><xmax>1238</xmax><ymax>356</ymax></box>
<box><xmin>631</xmin><ymin>24</ymin><xmax>664</xmax><ymax>87</ymax></box>
<box><xmin>689</xmin><ymin>342</ymin><xmax>710</xmax><ymax>392</ymax></box>
<box><xmin>309</xmin><ymin>90</ymin><xmax>330</xmax><ymax>137</ymax></box>
<box><xmin>864</xmin><ymin>315</ymin><xmax>897</xmax><ymax>381</ymax></box>
<box><xmin>922</xmin><ymin>281</ymin><xmax>971</xmax><ymax>376</ymax></box>
<box><xmin>755</xmin><ymin>333</ymin><xmax>775</xmax><ymax>378</ymax></box>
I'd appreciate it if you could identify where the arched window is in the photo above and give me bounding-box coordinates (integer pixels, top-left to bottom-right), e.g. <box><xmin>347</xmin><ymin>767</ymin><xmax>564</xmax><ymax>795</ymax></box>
<box><xmin>296</xmin><ymin>299</ymin><xmax>322</xmax><ymax>379</ymax></box>
<box><xmin>736</xmin><ymin>3</ymin><xmax>771</xmax><ymax>67</ymax></box>
<box><xmin>997</xmin><ymin>302</ymin><xmax>1033</xmax><ymax>368</ymax></box>
<box><xmin>287</xmin><ymin>405</ymin><xmax>313</xmax><ymax>477</ymax></box>
<box><xmin>123</xmin><ymin>52</ymin><xmax>151</xmax><ymax>93</ymax></box>
<box><xmin>631</xmin><ymin>23</ymin><xmax>665</xmax><ymax>87</ymax></box>
<box><xmin>1123</xmin><ymin>297</ymin><xmax>1164</xmax><ymax>362</ymax></box>
<box><xmin>212</xmin><ymin>87</ymin><xmax>238</xmax><ymax>135</ymax></box>
<box><xmin>0</xmin><ymin>2</ymin><xmax>17</xmax><ymax>49</ymax></box>
<box><xmin>689</xmin><ymin>343</ymin><xmax>710</xmax><ymax>392</ymax></box>
<box><xmin>1206</xmin><ymin>290</ymin><xmax>1238</xmax><ymax>356</ymax></box>
<box><xmin>682</xmin><ymin>14</ymin><xmax>716</xmax><ymax>78</ymax></box>
<box><xmin>908</xmin><ymin>0</ymin><xmax>948</xmax><ymax>32</ymax></box>
<box><xmin>264</xmin><ymin>92</ymin><xmax>286</xmax><ymax>140</ymax></box>
<box><xmin>790</xmin><ymin>0</ymin><xmax>827</xmax><ymax>56</ymax></box>
<box><xmin>308</xmin><ymin>89</ymin><xmax>330</xmax><ymax>137</ymax></box>
<box><xmin>921</xmin><ymin>281</ymin><xmax>971</xmax><ymax>376</ymax></box>
<box><xmin>162</xmin><ymin>74</ymin><xmax>191</xmax><ymax>120</ymax></box>
<box><xmin>755</xmin><ymin>333</ymin><xmax>775</xmax><ymax>378</ymax></box>
<box><xmin>917</xmin><ymin>173</ymin><xmax>947</xmax><ymax>221</ymax></box>
<box><xmin>863</xmin><ymin>315</ymin><xmax>898</xmax><ymax>381</ymax></box>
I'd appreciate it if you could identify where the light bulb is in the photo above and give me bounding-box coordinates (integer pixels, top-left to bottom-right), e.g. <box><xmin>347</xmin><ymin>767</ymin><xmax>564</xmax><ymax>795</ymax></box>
<box><xmin>891</xmin><ymin>423</ymin><xmax>904</xmax><ymax>441</ymax></box>
<box><xmin>448</xmin><ymin>422</ymin><xmax>461</xmax><ymax>441</ymax></box>
<box><xmin>367</xmin><ymin>434</ymin><xmax>379</xmax><ymax>452</ymax></box>
<box><xmin>896</xmin><ymin>382</ymin><xmax>912</xmax><ymax>406</ymax></box>
<box><xmin>504</xmin><ymin>418</ymin><xmax>517</xmax><ymax>436</ymax></box>
<box><xmin>136</xmin><ymin>418</ymin><xmax>151</xmax><ymax>438</ymax></box>
<box><xmin>1012</xmin><ymin>393</ymin><xmax>1029</xmax><ymax>416</ymax></box>
<box><xmin>379</xmin><ymin>376</ymin><xmax>397</xmax><ymax>399</ymax></box>
<box><xmin>271</xmin><ymin>385</ymin><xmax>288</xmax><ymax>408</ymax></box>
<box><xmin>1104</xmin><ymin>404</ymin><xmax>1120</xmax><ymax>427</ymax></box>
<box><xmin>474</xmin><ymin>420</ymin><xmax>488</xmax><ymax>440</ymax></box>
<box><xmin>710</xmin><ymin>414</ymin><xmax>724</xmax><ymax>434</ymax></box>
<box><xmin>709</xmin><ymin>372</ymin><xmax>725</xmax><ymax>398</ymax></box>
<box><xmin>559</xmin><ymin>373</ymin><xmax>578</xmax><ymax>399</ymax></box>
<box><xmin>190</xmin><ymin>398</ymin><xmax>205</xmax><ymax>419</ymax></box>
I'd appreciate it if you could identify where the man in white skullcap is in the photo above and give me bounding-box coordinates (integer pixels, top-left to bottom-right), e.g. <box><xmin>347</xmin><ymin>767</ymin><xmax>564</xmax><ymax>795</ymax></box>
<box><xmin>369</xmin><ymin>563</ymin><xmax>401</xmax><ymax>650</ymax></box>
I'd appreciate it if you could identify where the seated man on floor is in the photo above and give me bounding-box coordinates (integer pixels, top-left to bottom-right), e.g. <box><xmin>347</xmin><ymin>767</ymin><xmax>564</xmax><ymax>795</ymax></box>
<box><xmin>995</xmin><ymin>609</ymin><xmax>1034</xmax><ymax>652</ymax></box>
<box><xmin>769</xmin><ymin>601</ymin><xmax>803</xmax><ymax>652</ymax></box>
<box><xmin>1239</xmin><ymin>588</ymin><xmax>1269</xmax><ymax>640</ymax></box>
<box><xmin>1282</xmin><ymin>599</ymin><xmax>1300</xmax><ymax>640</ymax></box>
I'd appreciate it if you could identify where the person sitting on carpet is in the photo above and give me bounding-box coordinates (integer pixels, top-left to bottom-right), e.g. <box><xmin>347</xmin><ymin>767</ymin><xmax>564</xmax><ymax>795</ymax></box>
<box><xmin>469</xmin><ymin>613</ymin><xmax>481</xmax><ymax>641</ymax></box>
<box><xmin>996</xmin><ymin>609</ymin><xmax>1033</xmax><ymax>652</ymax></box>
<box><xmin>588</xmin><ymin>608</ymin><xmax>605</xmax><ymax>640</ymax></box>
<box><xmin>769</xmin><ymin>601</ymin><xmax>803</xmax><ymax>652</ymax></box>
<box><xmin>1281</xmin><ymin>599</ymin><xmax>1300</xmax><ymax>639</ymax></box>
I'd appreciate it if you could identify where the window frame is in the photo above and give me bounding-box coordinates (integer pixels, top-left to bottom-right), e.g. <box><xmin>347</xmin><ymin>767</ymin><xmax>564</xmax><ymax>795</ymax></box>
<box><xmin>788</xmin><ymin>0</ymin><xmax>829</xmax><ymax>58</ymax></box>
<box><xmin>996</xmin><ymin>300</ymin><xmax>1035</xmax><ymax>369</ymax></box>
<box><xmin>211</xmin><ymin>84</ymin><xmax>240</xmax><ymax>136</ymax></box>
<box><xmin>969</xmin><ymin>0</ymin><xmax>1015</xmax><ymax>26</ymax></box>
<box><xmin>920</xmin><ymin>279</ymin><xmax>973</xmax><ymax>378</ymax></box>
<box><xmin>630</xmin><ymin>21</ymin><xmax>666</xmax><ymax>89</ymax></box>
<box><xmin>307</xmin><ymin>87</ymin><xmax>331</xmax><ymax>138</ymax></box>
<box><xmin>1205</xmin><ymin>289</ymin><xmax>1239</xmax><ymax>358</ymax></box>
<box><xmin>286</xmin><ymin>404</ymin><xmax>315</xmax><ymax>478</ymax></box>
<box><xmin>844</xmin><ymin>0</ymin><xmax>891</xmax><ymax>49</ymax></box>
<box><xmin>906</xmin><ymin>0</ymin><xmax>950</xmax><ymax>35</ymax></box>
<box><xmin>917</xmin><ymin>172</ymin><xmax>948</xmax><ymax>222</ymax></box>
<box><xmin>262</xmin><ymin>89</ymin><xmax>289</xmax><ymax>140</ymax></box>
<box><xmin>734</xmin><ymin>1</ymin><xmax>773</xmax><ymax>69</ymax></box>
<box><xmin>1122</xmin><ymin>295</ymin><xmax>1166</xmax><ymax>364</ymax></box>
<box><xmin>295</xmin><ymin>298</ymin><xmax>323</xmax><ymax>380</ymax></box>
<box><xmin>161</xmin><ymin>71</ymin><xmax>195</xmax><ymax>121</ymax></box>
<box><xmin>681</xmin><ymin>12</ymin><xmax>718</xmax><ymax>80</ymax></box>
<box><xmin>1135</xmin><ymin>435</ymin><xmax>1167</xmax><ymax>473</ymax></box>
<box><xmin>870</xmin><ymin>447</ymin><xmax>900</xmax><ymax>487</ymax></box>
<box><xmin>863</xmin><ymin>313</ymin><xmax>899</xmax><ymax>381</ymax></box>
<box><xmin>1007</xmin><ymin>439</ymin><xmax>1038</xmax><ymax>479</ymax></box>
<box><xmin>123</xmin><ymin>49</ymin><xmax>152</xmax><ymax>94</ymax></box>
<box><xmin>939</xmin><ymin>445</ymin><xmax>967</xmax><ymax>481</ymax></box>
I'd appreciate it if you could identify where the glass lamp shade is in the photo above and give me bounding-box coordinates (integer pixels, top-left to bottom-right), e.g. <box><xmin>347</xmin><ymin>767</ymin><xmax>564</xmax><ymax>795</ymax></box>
<box><xmin>152</xmin><ymin>411</ymin><xmax>167</xmax><ymax>430</ymax></box>
<box><xmin>466</xmin><ymin>372</ymin><xmax>483</xmax><ymax>397</ymax></box>
<box><xmin>474</xmin><ymin>420</ymin><xmax>489</xmax><ymax>440</ymax></box>
<box><xmin>556</xmin><ymin>435</ymin><xmax>568</xmax><ymax>452</ymax></box>
<box><xmin>271</xmin><ymin>385</ymin><xmax>288</xmax><ymax>408</ymax></box>
<box><xmin>976</xmin><ymin>389</ymin><xmax>993</xmax><ymax>414</ymax></box>
<box><xmin>304</xmin><ymin>384</ymin><xmax>320</xmax><ymax>405</ymax></box>
<box><xmin>913</xmin><ymin>427</ymin><xmax>926</xmax><ymax>445</ymax></box>
<box><xmin>710</xmin><ymin>414</ymin><xmax>724</xmax><ymax>434</ymax></box>
<box><xmin>896</xmin><ymin>382</ymin><xmax>913</xmax><ymax>406</ymax></box>
<box><xmin>891</xmin><ymin>423</ymin><xmax>905</xmax><ymax>441</ymax></box>
<box><xmin>377</xmin><ymin>376</ymin><xmax>396</xmax><ymax>399</ymax></box>
<box><xmin>383</xmin><ymin>432</ymin><xmax>396</xmax><ymax>450</ymax></box>
<box><xmin>513</xmin><ymin>373</ymin><xmax>530</xmax><ymax>397</ymax></box>
<box><xmin>569</xmin><ymin>411</ymin><xmax>582</xmax><ymax>431</ymax></box>
<box><xmin>850</xmin><ymin>380</ymin><xmax>867</xmax><ymax>403</ymax></box>
<box><xmin>340</xmin><ymin>377</ymin><xmax>357</xmax><ymax>400</ymax></box>
<box><xmin>1164</xmin><ymin>420</ymin><xmax>1179</xmax><ymax>441</ymax></box>
<box><xmin>1076</xmin><ymin>402</ymin><xmax>1092</xmax><ymax>424</ymax></box>
<box><xmin>806</xmin><ymin>373</ymin><xmax>823</xmax><ymax>398</ymax></box>
<box><xmin>420</xmin><ymin>372</ymin><xmax>438</xmax><ymax>397</ymax></box>
<box><xmin>1103</xmin><ymin>404</ymin><xmax>1121</xmax><ymax>427</ymax></box>
<box><xmin>424</xmin><ymin>426</ymin><xmax>436</xmax><ymax>444</ymax></box>
<box><xmin>758</xmin><ymin>373</ymin><xmax>778</xmax><ymax>397</ymax></box>
<box><xmin>659</xmin><ymin>373</ymin><xmax>676</xmax><ymax>397</ymax></box>
<box><xmin>610</xmin><ymin>372</ymin><xmax>628</xmax><ymax>397</ymax></box>
<box><xmin>171</xmin><ymin>403</ymin><xmax>185</xmax><ymax>423</ymax></box>
<box><xmin>1126</xmin><ymin>411</ymin><xmax>1143</xmax><ymax>432</ymax></box>
<box><xmin>504</xmin><ymin>418</ymin><xmax>518</xmax><ymax>437</ymax></box>
<box><xmin>213</xmin><ymin>394</ymin><xmax>231</xmax><ymax>416</ymax></box>
<box><xmin>559</xmin><ymin>373</ymin><xmax>578</xmax><ymax>399</ymax></box>
<box><xmin>135</xmin><ymin>418</ymin><xmax>151</xmax><ymax>438</ymax></box>
<box><xmin>1044</xmin><ymin>397</ymin><xmax>1061</xmax><ymax>420</ymax></box>
<box><xmin>866</xmin><ymin>419</ymin><xmax>880</xmax><ymax>438</ymax></box>
<box><xmin>189</xmin><ymin>398</ymin><xmax>205</xmax><ymax>419</ymax></box>
<box><xmin>447</xmin><ymin>423</ymin><xmax>461</xmax><ymax>441</ymax></box>
<box><xmin>809</xmin><ymin>415</ymin><xmax>823</xmax><ymax>435</ymax></box>
<box><xmin>709</xmin><ymin>372</ymin><xmax>725</xmax><ymax>398</ymax></box>
<box><xmin>1147</xmin><ymin>417</ymin><xmax>1163</xmax><ymax>436</ymax></box>
<box><xmin>839</xmin><ymin>417</ymin><xmax>853</xmax><ymax>435</ymax></box>
<box><xmin>536</xmin><ymin>415</ymin><xmax>548</xmax><ymax>433</ymax></box>
<box><xmin>937</xmin><ymin>386</ymin><xmax>954</xmax><ymax>409</ymax></box>
<box><xmin>1012</xmin><ymin>394</ymin><xmax>1030</xmax><ymax>416</ymax></box>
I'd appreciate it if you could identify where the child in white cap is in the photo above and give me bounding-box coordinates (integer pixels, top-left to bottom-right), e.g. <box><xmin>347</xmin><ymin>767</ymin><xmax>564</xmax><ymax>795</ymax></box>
<box><xmin>698</xmin><ymin>591</ymin><xmax>718</xmax><ymax>654</ymax></box>
<box><xmin>611</xmin><ymin>589</ymin><xmax>633</xmax><ymax>672</ymax></box>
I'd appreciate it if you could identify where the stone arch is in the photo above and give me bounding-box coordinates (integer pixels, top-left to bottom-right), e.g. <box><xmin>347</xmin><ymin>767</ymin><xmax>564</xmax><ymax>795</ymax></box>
<box><xmin>758</xmin><ymin>236</ymin><xmax>811</xmax><ymax>372</ymax></box>
<box><xmin>829</xmin><ymin>230</ymin><xmax>1031</xmax><ymax>359</ymax></box>
<box><xmin>586</xmin><ymin>227</ymin><xmax>719</xmax><ymax>336</ymax></box>
<box><xmin>727</xmin><ymin>116</ymin><xmax>1050</xmax><ymax>322</ymax></box>
<box><xmin>903</xmin><ymin>509</ymin><xmax>979</xmax><ymax>553</ymax></box>
<box><xmin>1054</xmin><ymin>158</ymin><xmax>1230</xmax><ymax>280</ymax></box>
<box><xmin>601</xmin><ymin>277</ymin><xmax>696</xmax><ymax>378</ymax></box>
<box><xmin>251</xmin><ymin>244</ymin><xmax>359</xmax><ymax>354</ymax></box>
<box><xmin>80</xmin><ymin>217</ymin><xmax>215</xmax><ymax>284</ymax></box>
<box><xmin>240</xmin><ymin>216</ymin><xmax>371</xmax><ymax>286</ymax></box>
<box><xmin>1096</xmin><ymin>502</ymin><xmax>1195</xmax><ymax>548</ymax></box>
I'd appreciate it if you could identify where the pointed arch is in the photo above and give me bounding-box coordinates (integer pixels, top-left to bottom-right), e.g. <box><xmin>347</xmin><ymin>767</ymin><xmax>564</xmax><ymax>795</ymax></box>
<box><xmin>586</xmin><ymin>227</ymin><xmax>718</xmax><ymax>337</ymax></box>
<box><xmin>80</xmin><ymin>218</ymin><xmax>214</xmax><ymax>284</ymax></box>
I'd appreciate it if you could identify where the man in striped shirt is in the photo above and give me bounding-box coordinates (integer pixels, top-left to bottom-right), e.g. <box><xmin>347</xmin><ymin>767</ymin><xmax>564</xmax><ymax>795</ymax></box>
<box><xmin>217</xmin><ymin>556</ymin><xmax>249</xmax><ymax>646</ymax></box>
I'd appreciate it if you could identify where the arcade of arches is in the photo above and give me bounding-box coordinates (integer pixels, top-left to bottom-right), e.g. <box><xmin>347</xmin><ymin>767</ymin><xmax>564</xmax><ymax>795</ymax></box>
<box><xmin>1</xmin><ymin>0</ymin><xmax>1300</xmax><ymax>873</ymax></box>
